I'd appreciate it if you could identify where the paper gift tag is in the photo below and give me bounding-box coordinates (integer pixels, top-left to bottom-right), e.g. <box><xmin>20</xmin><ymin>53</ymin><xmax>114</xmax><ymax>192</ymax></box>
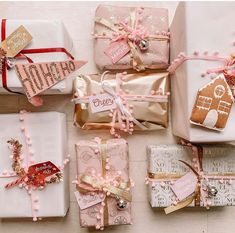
<box><xmin>1</xmin><ymin>25</ymin><xmax>32</xmax><ymax>58</ymax></box>
<box><xmin>89</xmin><ymin>93</ymin><xmax>116</xmax><ymax>113</ymax></box>
<box><xmin>74</xmin><ymin>191</ymin><xmax>105</xmax><ymax>210</ymax></box>
<box><xmin>104</xmin><ymin>40</ymin><xmax>130</xmax><ymax>64</ymax></box>
<box><xmin>27</xmin><ymin>161</ymin><xmax>60</xmax><ymax>187</ymax></box>
<box><xmin>14</xmin><ymin>60</ymin><xmax>86</xmax><ymax>99</ymax></box>
<box><xmin>171</xmin><ymin>172</ymin><xmax>198</xmax><ymax>201</ymax></box>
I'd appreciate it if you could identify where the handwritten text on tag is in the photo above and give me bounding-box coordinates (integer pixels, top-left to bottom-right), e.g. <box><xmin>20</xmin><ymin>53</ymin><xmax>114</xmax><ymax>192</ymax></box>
<box><xmin>170</xmin><ymin>172</ymin><xmax>198</xmax><ymax>201</ymax></box>
<box><xmin>104</xmin><ymin>40</ymin><xmax>130</xmax><ymax>64</ymax></box>
<box><xmin>1</xmin><ymin>25</ymin><xmax>32</xmax><ymax>58</ymax></box>
<box><xmin>89</xmin><ymin>93</ymin><xmax>116</xmax><ymax>113</ymax></box>
<box><xmin>74</xmin><ymin>191</ymin><xmax>105</xmax><ymax>210</ymax></box>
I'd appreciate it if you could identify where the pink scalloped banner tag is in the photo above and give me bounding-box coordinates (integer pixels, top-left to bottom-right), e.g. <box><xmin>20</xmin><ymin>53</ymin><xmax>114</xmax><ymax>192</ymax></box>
<box><xmin>104</xmin><ymin>40</ymin><xmax>130</xmax><ymax>64</ymax></box>
<box><xmin>170</xmin><ymin>172</ymin><xmax>198</xmax><ymax>201</ymax></box>
<box><xmin>14</xmin><ymin>60</ymin><xmax>86</xmax><ymax>99</ymax></box>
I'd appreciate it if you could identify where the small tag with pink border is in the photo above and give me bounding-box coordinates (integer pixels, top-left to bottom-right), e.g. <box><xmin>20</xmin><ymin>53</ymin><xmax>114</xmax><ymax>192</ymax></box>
<box><xmin>104</xmin><ymin>40</ymin><xmax>130</xmax><ymax>64</ymax></box>
<box><xmin>89</xmin><ymin>93</ymin><xmax>116</xmax><ymax>113</ymax></box>
<box><xmin>170</xmin><ymin>172</ymin><xmax>198</xmax><ymax>201</ymax></box>
<box><xmin>74</xmin><ymin>191</ymin><xmax>105</xmax><ymax>210</ymax></box>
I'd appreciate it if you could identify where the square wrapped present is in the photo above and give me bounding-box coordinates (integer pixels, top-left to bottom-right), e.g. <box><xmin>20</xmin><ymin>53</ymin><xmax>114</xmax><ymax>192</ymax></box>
<box><xmin>94</xmin><ymin>5</ymin><xmax>169</xmax><ymax>71</ymax></box>
<box><xmin>73</xmin><ymin>72</ymin><xmax>169</xmax><ymax>136</ymax></box>
<box><xmin>0</xmin><ymin>111</ymin><xmax>69</xmax><ymax>219</ymax></box>
<box><xmin>170</xmin><ymin>2</ymin><xmax>235</xmax><ymax>142</ymax></box>
<box><xmin>147</xmin><ymin>144</ymin><xmax>235</xmax><ymax>212</ymax></box>
<box><xmin>0</xmin><ymin>19</ymin><xmax>75</xmax><ymax>94</ymax></box>
<box><xmin>75</xmin><ymin>138</ymin><xmax>132</xmax><ymax>229</ymax></box>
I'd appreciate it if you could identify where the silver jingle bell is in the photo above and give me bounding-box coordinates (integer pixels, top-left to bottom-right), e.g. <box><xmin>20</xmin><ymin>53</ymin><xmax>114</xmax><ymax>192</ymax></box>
<box><xmin>139</xmin><ymin>39</ymin><xmax>149</xmax><ymax>51</ymax></box>
<box><xmin>207</xmin><ymin>185</ymin><xmax>218</xmax><ymax>197</ymax></box>
<box><xmin>116</xmin><ymin>198</ymin><xmax>127</xmax><ymax>210</ymax></box>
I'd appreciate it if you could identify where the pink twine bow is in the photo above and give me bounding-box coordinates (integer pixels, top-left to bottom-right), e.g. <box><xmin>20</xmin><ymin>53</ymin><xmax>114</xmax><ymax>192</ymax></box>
<box><xmin>100</xmin><ymin>71</ymin><xmax>147</xmax><ymax>137</ymax></box>
<box><xmin>72</xmin><ymin>72</ymin><xmax>169</xmax><ymax>137</ymax></box>
<box><xmin>112</xmin><ymin>20</ymin><xmax>148</xmax><ymax>44</ymax></box>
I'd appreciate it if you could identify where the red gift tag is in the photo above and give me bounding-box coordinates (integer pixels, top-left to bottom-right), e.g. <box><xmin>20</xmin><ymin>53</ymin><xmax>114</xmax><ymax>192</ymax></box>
<box><xmin>27</xmin><ymin>161</ymin><xmax>60</xmax><ymax>186</ymax></box>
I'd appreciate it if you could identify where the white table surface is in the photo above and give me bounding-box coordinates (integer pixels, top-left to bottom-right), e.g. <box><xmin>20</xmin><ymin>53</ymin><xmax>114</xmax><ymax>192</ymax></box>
<box><xmin>0</xmin><ymin>1</ymin><xmax>233</xmax><ymax>233</ymax></box>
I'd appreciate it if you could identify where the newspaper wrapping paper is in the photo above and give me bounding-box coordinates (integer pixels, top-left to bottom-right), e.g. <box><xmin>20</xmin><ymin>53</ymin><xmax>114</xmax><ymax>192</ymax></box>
<box><xmin>147</xmin><ymin>144</ymin><xmax>235</xmax><ymax>208</ymax></box>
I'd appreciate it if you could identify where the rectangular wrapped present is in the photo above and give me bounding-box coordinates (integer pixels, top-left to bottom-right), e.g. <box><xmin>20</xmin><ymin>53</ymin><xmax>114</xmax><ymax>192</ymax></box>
<box><xmin>147</xmin><ymin>144</ymin><xmax>235</xmax><ymax>212</ymax></box>
<box><xmin>0</xmin><ymin>111</ymin><xmax>69</xmax><ymax>219</ymax></box>
<box><xmin>73</xmin><ymin>72</ymin><xmax>169</xmax><ymax>136</ymax></box>
<box><xmin>170</xmin><ymin>2</ymin><xmax>235</xmax><ymax>142</ymax></box>
<box><xmin>75</xmin><ymin>138</ymin><xmax>132</xmax><ymax>229</ymax></box>
<box><xmin>94</xmin><ymin>5</ymin><xmax>169</xmax><ymax>71</ymax></box>
<box><xmin>0</xmin><ymin>19</ymin><xmax>75</xmax><ymax>94</ymax></box>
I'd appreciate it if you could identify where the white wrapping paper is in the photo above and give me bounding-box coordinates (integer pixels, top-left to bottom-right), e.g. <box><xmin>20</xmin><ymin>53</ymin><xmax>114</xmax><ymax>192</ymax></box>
<box><xmin>0</xmin><ymin>19</ymin><xmax>74</xmax><ymax>94</ymax></box>
<box><xmin>170</xmin><ymin>2</ymin><xmax>235</xmax><ymax>142</ymax></box>
<box><xmin>0</xmin><ymin>111</ymin><xmax>69</xmax><ymax>218</ymax></box>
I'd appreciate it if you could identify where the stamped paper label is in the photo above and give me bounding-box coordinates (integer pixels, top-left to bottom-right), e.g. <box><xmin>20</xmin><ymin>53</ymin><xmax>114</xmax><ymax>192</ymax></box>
<box><xmin>89</xmin><ymin>93</ymin><xmax>116</xmax><ymax>113</ymax></box>
<box><xmin>171</xmin><ymin>172</ymin><xmax>198</xmax><ymax>201</ymax></box>
<box><xmin>74</xmin><ymin>191</ymin><xmax>105</xmax><ymax>210</ymax></box>
<box><xmin>14</xmin><ymin>60</ymin><xmax>86</xmax><ymax>99</ymax></box>
<box><xmin>1</xmin><ymin>25</ymin><xmax>32</xmax><ymax>58</ymax></box>
<box><xmin>104</xmin><ymin>40</ymin><xmax>130</xmax><ymax>64</ymax></box>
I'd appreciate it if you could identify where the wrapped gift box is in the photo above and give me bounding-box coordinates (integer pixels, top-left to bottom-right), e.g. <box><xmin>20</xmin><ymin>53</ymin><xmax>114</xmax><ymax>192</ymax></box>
<box><xmin>75</xmin><ymin>138</ymin><xmax>132</xmax><ymax>228</ymax></box>
<box><xmin>0</xmin><ymin>19</ymin><xmax>75</xmax><ymax>94</ymax></box>
<box><xmin>73</xmin><ymin>72</ymin><xmax>169</xmax><ymax>133</ymax></box>
<box><xmin>0</xmin><ymin>111</ymin><xmax>69</xmax><ymax>218</ymax></box>
<box><xmin>147</xmin><ymin>144</ymin><xmax>235</xmax><ymax>209</ymax></box>
<box><xmin>170</xmin><ymin>2</ymin><xmax>235</xmax><ymax>142</ymax></box>
<box><xmin>94</xmin><ymin>5</ymin><xmax>169</xmax><ymax>71</ymax></box>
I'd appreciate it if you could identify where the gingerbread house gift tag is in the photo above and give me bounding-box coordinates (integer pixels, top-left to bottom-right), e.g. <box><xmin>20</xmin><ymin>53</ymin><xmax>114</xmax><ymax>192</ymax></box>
<box><xmin>190</xmin><ymin>74</ymin><xmax>234</xmax><ymax>131</ymax></box>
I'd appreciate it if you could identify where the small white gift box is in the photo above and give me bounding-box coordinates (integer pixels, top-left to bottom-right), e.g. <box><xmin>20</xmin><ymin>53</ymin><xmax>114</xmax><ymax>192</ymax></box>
<box><xmin>0</xmin><ymin>19</ymin><xmax>75</xmax><ymax>94</ymax></box>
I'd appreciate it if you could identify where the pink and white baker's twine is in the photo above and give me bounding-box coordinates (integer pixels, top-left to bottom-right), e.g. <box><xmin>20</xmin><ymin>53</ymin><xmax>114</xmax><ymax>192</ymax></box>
<box><xmin>72</xmin><ymin>71</ymin><xmax>169</xmax><ymax>137</ymax></box>
<box><xmin>0</xmin><ymin>110</ymin><xmax>70</xmax><ymax>221</ymax></box>
<box><xmin>168</xmin><ymin>51</ymin><xmax>235</xmax><ymax>88</ymax></box>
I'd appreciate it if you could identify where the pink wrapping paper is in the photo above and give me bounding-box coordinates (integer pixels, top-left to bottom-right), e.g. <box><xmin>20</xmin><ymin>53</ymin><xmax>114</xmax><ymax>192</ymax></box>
<box><xmin>94</xmin><ymin>5</ymin><xmax>169</xmax><ymax>71</ymax></box>
<box><xmin>75</xmin><ymin>138</ymin><xmax>132</xmax><ymax>228</ymax></box>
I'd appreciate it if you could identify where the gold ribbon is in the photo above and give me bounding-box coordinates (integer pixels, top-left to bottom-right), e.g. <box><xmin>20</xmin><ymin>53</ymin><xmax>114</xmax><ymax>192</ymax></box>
<box><xmin>164</xmin><ymin>183</ymin><xmax>200</xmax><ymax>214</ymax></box>
<box><xmin>79</xmin><ymin>175</ymin><xmax>132</xmax><ymax>202</ymax></box>
<box><xmin>94</xmin><ymin>7</ymin><xmax>169</xmax><ymax>71</ymax></box>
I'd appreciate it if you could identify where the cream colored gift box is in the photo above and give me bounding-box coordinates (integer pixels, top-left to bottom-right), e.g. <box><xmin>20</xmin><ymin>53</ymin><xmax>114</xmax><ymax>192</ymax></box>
<box><xmin>170</xmin><ymin>2</ymin><xmax>235</xmax><ymax>142</ymax></box>
<box><xmin>0</xmin><ymin>19</ymin><xmax>75</xmax><ymax>94</ymax></box>
<box><xmin>0</xmin><ymin>111</ymin><xmax>69</xmax><ymax>218</ymax></box>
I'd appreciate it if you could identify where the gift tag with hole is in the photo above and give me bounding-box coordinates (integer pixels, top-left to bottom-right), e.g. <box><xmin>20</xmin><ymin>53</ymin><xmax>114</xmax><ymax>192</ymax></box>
<box><xmin>171</xmin><ymin>172</ymin><xmax>198</xmax><ymax>201</ymax></box>
<box><xmin>74</xmin><ymin>191</ymin><xmax>105</xmax><ymax>210</ymax></box>
<box><xmin>1</xmin><ymin>25</ymin><xmax>32</xmax><ymax>58</ymax></box>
